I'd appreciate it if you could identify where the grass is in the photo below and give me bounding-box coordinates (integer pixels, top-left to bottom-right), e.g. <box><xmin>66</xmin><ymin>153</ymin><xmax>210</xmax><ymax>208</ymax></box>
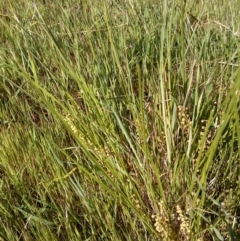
<box><xmin>0</xmin><ymin>0</ymin><xmax>240</xmax><ymax>240</ymax></box>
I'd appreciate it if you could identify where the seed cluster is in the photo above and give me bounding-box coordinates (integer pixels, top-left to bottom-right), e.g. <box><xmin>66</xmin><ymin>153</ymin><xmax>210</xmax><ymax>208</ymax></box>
<box><xmin>176</xmin><ymin>205</ymin><xmax>191</xmax><ymax>240</ymax></box>
<box><xmin>198</xmin><ymin>120</ymin><xmax>216</xmax><ymax>153</ymax></box>
<box><xmin>64</xmin><ymin>114</ymin><xmax>113</xmax><ymax>162</ymax></box>
<box><xmin>178</xmin><ymin>105</ymin><xmax>191</xmax><ymax>136</ymax></box>
<box><xmin>151</xmin><ymin>201</ymin><xmax>176</xmax><ymax>240</ymax></box>
<box><xmin>152</xmin><ymin>201</ymin><xmax>191</xmax><ymax>240</ymax></box>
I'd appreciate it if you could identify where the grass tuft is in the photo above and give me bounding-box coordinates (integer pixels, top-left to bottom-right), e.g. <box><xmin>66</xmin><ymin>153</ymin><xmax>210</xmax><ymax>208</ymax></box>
<box><xmin>1</xmin><ymin>0</ymin><xmax>240</xmax><ymax>240</ymax></box>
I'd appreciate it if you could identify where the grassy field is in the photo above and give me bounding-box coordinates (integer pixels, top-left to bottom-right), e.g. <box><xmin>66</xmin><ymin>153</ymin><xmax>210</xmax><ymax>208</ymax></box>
<box><xmin>0</xmin><ymin>0</ymin><xmax>240</xmax><ymax>240</ymax></box>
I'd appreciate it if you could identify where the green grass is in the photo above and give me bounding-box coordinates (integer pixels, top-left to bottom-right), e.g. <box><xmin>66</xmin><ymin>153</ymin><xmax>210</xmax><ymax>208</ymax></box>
<box><xmin>0</xmin><ymin>0</ymin><xmax>240</xmax><ymax>240</ymax></box>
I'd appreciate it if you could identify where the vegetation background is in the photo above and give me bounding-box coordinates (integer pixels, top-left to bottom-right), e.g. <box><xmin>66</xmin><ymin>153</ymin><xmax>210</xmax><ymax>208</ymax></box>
<box><xmin>0</xmin><ymin>0</ymin><xmax>240</xmax><ymax>240</ymax></box>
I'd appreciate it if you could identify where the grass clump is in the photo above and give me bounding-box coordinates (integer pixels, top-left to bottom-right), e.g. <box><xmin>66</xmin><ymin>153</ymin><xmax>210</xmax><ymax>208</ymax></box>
<box><xmin>0</xmin><ymin>0</ymin><xmax>240</xmax><ymax>240</ymax></box>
